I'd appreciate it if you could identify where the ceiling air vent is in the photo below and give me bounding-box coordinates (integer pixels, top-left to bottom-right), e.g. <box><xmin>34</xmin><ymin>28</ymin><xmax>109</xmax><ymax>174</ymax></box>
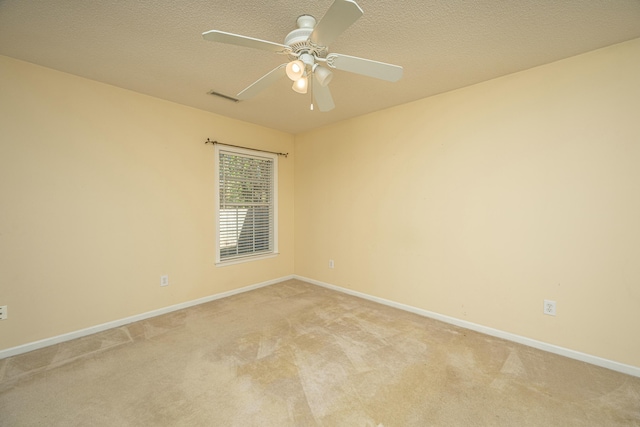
<box><xmin>207</xmin><ymin>90</ymin><xmax>239</xmax><ymax>103</ymax></box>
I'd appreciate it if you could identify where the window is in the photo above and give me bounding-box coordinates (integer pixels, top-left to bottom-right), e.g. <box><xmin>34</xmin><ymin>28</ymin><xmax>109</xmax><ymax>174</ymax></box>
<box><xmin>214</xmin><ymin>144</ymin><xmax>278</xmax><ymax>264</ymax></box>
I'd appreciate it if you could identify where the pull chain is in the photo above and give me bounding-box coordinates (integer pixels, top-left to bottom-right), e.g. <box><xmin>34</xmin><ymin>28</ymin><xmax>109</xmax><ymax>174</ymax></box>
<box><xmin>310</xmin><ymin>75</ymin><xmax>314</xmax><ymax>111</ymax></box>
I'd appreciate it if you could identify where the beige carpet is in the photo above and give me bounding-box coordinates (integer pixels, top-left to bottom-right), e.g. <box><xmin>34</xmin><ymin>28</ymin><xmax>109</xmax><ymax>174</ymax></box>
<box><xmin>1</xmin><ymin>279</ymin><xmax>639</xmax><ymax>426</ymax></box>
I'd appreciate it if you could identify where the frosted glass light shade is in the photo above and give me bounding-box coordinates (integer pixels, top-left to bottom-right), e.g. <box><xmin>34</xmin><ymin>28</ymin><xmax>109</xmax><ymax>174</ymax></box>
<box><xmin>286</xmin><ymin>60</ymin><xmax>305</xmax><ymax>81</ymax></box>
<box><xmin>314</xmin><ymin>66</ymin><xmax>333</xmax><ymax>87</ymax></box>
<box><xmin>292</xmin><ymin>76</ymin><xmax>308</xmax><ymax>94</ymax></box>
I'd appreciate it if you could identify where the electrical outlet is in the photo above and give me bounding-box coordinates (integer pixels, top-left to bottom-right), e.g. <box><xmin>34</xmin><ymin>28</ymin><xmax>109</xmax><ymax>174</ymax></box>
<box><xmin>329</xmin><ymin>259</ymin><xmax>335</xmax><ymax>269</ymax></box>
<box><xmin>543</xmin><ymin>299</ymin><xmax>556</xmax><ymax>316</ymax></box>
<box><xmin>160</xmin><ymin>275</ymin><xmax>169</xmax><ymax>287</ymax></box>
<box><xmin>0</xmin><ymin>305</ymin><xmax>7</xmax><ymax>320</ymax></box>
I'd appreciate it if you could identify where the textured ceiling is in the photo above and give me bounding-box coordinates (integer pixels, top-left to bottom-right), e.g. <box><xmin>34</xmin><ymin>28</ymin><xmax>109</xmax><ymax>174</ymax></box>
<box><xmin>1</xmin><ymin>0</ymin><xmax>640</xmax><ymax>134</ymax></box>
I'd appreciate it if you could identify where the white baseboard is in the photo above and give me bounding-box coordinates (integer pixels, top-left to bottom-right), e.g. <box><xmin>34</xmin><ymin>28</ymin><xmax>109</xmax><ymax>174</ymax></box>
<box><xmin>295</xmin><ymin>275</ymin><xmax>640</xmax><ymax>378</ymax></box>
<box><xmin>5</xmin><ymin>274</ymin><xmax>639</xmax><ymax>378</ymax></box>
<box><xmin>0</xmin><ymin>275</ymin><xmax>294</xmax><ymax>359</ymax></box>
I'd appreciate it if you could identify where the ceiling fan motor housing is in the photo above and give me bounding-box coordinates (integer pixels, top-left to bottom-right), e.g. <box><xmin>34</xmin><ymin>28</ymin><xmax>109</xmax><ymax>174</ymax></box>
<box><xmin>284</xmin><ymin>15</ymin><xmax>327</xmax><ymax>60</ymax></box>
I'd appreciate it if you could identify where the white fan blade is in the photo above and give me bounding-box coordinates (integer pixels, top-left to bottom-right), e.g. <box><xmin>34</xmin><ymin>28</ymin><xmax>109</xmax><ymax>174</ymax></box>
<box><xmin>203</xmin><ymin>30</ymin><xmax>290</xmax><ymax>54</ymax></box>
<box><xmin>310</xmin><ymin>0</ymin><xmax>363</xmax><ymax>47</ymax></box>
<box><xmin>237</xmin><ymin>64</ymin><xmax>287</xmax><ymax>100</ymax></box>
<box><xmin>326</xmin><ymin>53</ymin><xmax>403</xmax><ymax>82</ymax></box>
<box><xmin>313</xmin><ymin>79</ymin><xmax>335</xmax><ymax>112</ymax></box>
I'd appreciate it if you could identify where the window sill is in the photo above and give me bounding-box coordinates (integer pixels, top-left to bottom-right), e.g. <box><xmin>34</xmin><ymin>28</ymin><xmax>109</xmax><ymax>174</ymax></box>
<box><xmin>215</xmin><ymin>252</ymin><xmax>279</xmax><ymax>267</ymax></box>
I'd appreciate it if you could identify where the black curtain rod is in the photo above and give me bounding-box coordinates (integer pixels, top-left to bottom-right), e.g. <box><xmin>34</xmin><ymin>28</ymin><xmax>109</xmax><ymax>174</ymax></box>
<box><xmin>205</xmin><ymin>138</ymin><xmax>288</xmax><ymax>157</ymax></box>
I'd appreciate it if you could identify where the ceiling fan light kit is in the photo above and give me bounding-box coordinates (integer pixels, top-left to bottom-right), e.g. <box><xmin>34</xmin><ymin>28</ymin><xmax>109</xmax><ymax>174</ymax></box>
<box><xmin>202</xmin><ymin>0</ymin><xmax>403</xmax><ymax>112</ymax></box>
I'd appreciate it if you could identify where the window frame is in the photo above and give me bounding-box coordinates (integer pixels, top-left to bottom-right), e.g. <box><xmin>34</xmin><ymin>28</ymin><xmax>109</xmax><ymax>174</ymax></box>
<box><xmin>214</xmin><ymin>144</ymin><xmax>278</xmax><ymax>266</ymax></box>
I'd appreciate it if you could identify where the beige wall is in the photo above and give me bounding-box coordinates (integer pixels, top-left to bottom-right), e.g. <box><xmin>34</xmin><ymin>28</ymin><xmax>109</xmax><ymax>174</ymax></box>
<box><xmin>294</xmin><ymin>38</ymin><xmax>640</xmax><ymax>367</ymax></box>
<box><xmin>0</xmin><ymin>56</ymin><xmax>295</xmax><ymax>350</ymax></box>
<box><xmin>2</xmin><ymin>38</ymin><xmax>640</xmax><ymax>369</ymax></box>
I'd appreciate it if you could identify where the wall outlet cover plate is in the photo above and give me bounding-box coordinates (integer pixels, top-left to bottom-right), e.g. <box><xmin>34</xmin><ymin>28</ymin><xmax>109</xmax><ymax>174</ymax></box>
<box><xmin>543</xmin><ymin>299</ymin><xmax>557</xmax><ymax>316</ymax></box>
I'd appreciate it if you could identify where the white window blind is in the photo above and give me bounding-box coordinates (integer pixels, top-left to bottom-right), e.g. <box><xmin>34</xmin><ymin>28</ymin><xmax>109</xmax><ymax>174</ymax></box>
<box><xmin>215</xmin><ymin>145</ymin><xmax>278</xmax><ymax>264</ymax></box>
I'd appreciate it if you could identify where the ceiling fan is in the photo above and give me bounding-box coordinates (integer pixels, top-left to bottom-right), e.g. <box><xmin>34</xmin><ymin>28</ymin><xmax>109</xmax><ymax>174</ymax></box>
<box><xmin>202</xmin><ymin>0</ymin><xmax>403</xmax><ymax>112</ymax></box>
